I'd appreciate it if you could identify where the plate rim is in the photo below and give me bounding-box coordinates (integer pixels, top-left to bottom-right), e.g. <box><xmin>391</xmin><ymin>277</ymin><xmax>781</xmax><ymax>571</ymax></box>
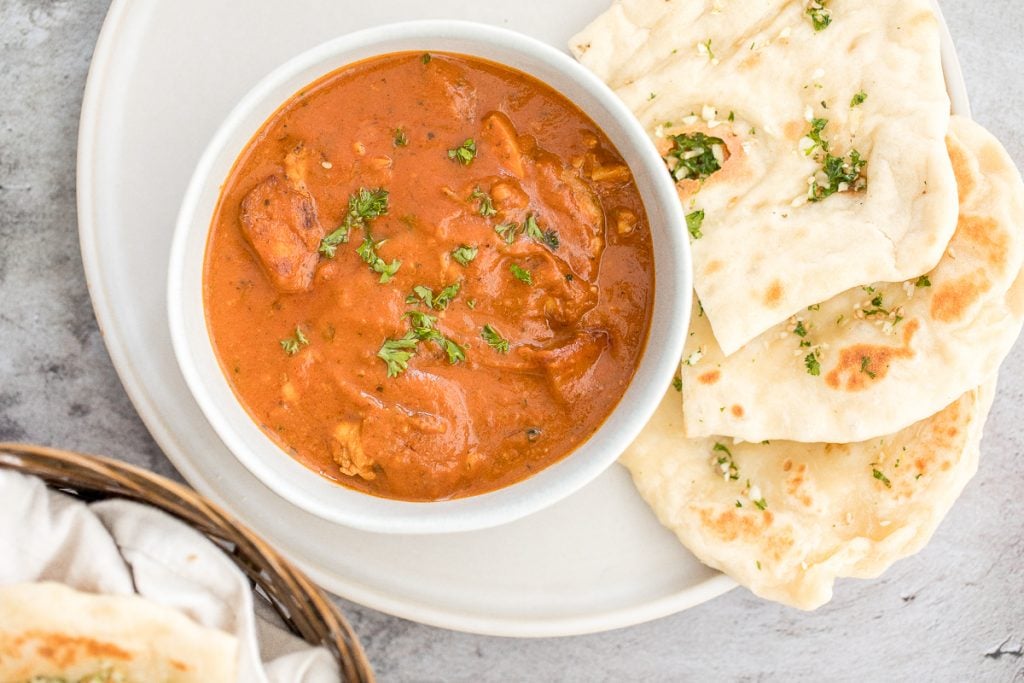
<box><xmin>76</xmin><ymin>0</ymin><xmax>968</xmax><ymax>637</ymax></box>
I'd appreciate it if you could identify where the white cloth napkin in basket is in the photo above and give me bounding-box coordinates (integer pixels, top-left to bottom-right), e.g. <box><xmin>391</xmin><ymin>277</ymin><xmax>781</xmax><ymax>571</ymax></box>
<box><xmin>0</xmin><ymin>469</ymin><xmax>340</xmax><ymax>683</ymax></box>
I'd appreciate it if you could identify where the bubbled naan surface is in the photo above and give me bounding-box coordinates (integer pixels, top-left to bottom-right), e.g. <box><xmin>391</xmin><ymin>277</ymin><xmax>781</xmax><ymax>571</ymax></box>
<box><xmin>680</xmin><ymin>117</ymin><xmax>1024</xmax><ymax>443</ymax></box>
<box><xmin>621</xmin><ymin>382</ymin><xmax>993</xmax><ymax>610</ymax></box>
<box><xmin>571</xmin><ymin>0</ymin><xmax>958</xmax><ymax>354</ymax></box>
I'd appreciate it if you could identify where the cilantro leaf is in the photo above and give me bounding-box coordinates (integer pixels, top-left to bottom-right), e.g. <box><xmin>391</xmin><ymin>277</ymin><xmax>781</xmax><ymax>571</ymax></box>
<box><xmin>805</xmin><ymin>352</ymin><xmax>821</xmax><ymax>376</ymax></box>
<box><xmin>356</xmin><ymin>235</ymin><xmax>401</xmax><ymax>283</ymax></box>
<box><xmin>452</xmin><ymin>245</ymin><xmax>478</xmax><ymax>266</ymax></box>
<box><xmin>377</xmin><ymin>331</ymin><xmax>418</xmax><ymax>377</ymax></box>
<box><xmin>481</xmin><ymin>324</ymin><xmax>510</xmax><ymax>354</ymax></box>
<box><xmin>280</xmin><ymin>326</ymin><xmax>310</xmax><ymax>356</ymax></box>
<box><xmin>509</xmin><ymin>263</ymin><xmax>533</xmax><ymax>285</ymax></box>
<box><xmin>806</xmin><ymin>2</ymin><xmax>832</xmax><ymax>31</ymax></box>
<box><xmin>447</xmin><ymin>138</ymin><xmax>477</xmax><ymax>165</ymax></box>
<box><xmin>470</xmin><ymin>187</ymin><xmax>497</xmax><ymax>217</ymax></box>
<box><xmin>873</xmin><ymin>468</ymin><xmax>892</xmax><ymax>488</ymax></box>
<box><xmin>523</xmin><ymin>214</ymin><xmax>559</xmax><ymax>250</ymax></box>
<box><xmin>320</xmin><ymin>187</ymin><xmax>389</xmax><ymax>257</ymax></box>
<box><xmin>686</xmin><ymin>209</ymin><xmax>705</xmax><ymax>239</ymax></box>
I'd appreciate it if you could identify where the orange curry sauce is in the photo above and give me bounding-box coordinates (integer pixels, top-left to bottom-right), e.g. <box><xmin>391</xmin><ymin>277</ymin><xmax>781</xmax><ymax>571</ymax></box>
<box><xmin>204</xmin><ymin>52</ymin><xmax>655</xmax><ymax>501</ymax></box>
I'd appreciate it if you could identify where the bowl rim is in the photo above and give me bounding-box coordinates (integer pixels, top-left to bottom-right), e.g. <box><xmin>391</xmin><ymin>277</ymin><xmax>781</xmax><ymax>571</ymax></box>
<box><xmin>167</xmin><ymin>18</ymin><xmax>691</xmax><ymax>534</ymax></box>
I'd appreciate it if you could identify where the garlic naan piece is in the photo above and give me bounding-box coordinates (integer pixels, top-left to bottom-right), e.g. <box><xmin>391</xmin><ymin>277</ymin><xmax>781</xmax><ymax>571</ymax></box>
<box><xmin>572</xmin><ymin>0</ymin><xmax>958</xmax><ymax>354</ymax></box>
<box><xmin>0</xmin><ymin>582</ymin><xmax>238</xmax><ymax>682</ymax></box>
<box><xmin>622</xmin><ymin>382</ymin><xmax>994</xmax><ymax>610</ymax></box>
<box><xmin>681</xmin><ymin>117</ymin><xmax>1024</xmax><ymax>443</ymax></box>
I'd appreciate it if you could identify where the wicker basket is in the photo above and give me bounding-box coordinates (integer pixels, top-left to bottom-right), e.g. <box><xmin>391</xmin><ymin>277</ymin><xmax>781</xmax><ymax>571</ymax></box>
<box><xmin>0</xmin><ymin>443</ymin><xmax>374</xmax><ymax>683</ymax></box>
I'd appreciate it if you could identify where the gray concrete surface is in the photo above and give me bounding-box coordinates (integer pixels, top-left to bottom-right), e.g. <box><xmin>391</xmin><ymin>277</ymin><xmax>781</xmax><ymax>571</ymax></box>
<box><xmin>1</xmin><ymin>1</ymin><xmax>1022</xmax><ymax>680</ymax></box>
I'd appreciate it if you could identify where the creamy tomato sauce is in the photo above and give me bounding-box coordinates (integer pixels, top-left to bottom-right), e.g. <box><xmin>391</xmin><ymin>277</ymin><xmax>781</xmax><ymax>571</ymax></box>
<box><xmin>204</xmin><ymin>52</ymin><xmax>655</xmax><ymax>501</ymax></box>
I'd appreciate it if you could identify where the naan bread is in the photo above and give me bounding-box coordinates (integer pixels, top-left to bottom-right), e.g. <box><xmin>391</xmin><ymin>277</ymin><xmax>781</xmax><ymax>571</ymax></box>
<box><xmin>621</xmin><ymin>382</ymin><xmax>994</xmax><ymax>610</ymax></box>
<box><xmin>0</xmin><ymin>582</ymin><xmax>237</xmax><ymax>682</ymax></box>
<box><xmin>571</xmin><ymin>0</ymin><xmax>958</xmax><ymax>354</ymax></box>
<box><xmin>680</xmin><ymin>116</ymin><xmax>1024</xmax><ymax>443</ymax></box>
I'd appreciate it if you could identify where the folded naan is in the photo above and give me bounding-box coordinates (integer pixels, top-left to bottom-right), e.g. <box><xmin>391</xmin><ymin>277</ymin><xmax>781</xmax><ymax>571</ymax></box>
<box><xmin>621</xmin><ymin>381</ymin><xmax>994</xmax><ymax>610</ymax></box>
<box><xmin>572</xmin><ymin>0</ymin><xmax>958</xmax><ymax>354</ymax></box>
<box><xmin>0</xmin><ymin>582</ymin><xmax>238</xmax><ymax>682</ymax></box>
<box><xmin>680</xmin><ymin>117</ymin><xmax>1024</xmax><ymax>443</ymax></box>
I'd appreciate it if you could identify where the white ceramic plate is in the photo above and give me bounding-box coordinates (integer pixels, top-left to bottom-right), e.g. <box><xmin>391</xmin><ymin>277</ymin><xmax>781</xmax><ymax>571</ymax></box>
<box><xmin>77</xmin><ymin>0</ymin><xmax>968</xmax><ymax>636</ymax></box>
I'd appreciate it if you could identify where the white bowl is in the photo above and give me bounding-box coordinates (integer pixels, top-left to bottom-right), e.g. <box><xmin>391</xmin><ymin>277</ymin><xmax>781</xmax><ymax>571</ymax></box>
<box><xmin>168</xmin><ymin>20</ymin><xmax>691</xmax><ymax>534</ymax></box>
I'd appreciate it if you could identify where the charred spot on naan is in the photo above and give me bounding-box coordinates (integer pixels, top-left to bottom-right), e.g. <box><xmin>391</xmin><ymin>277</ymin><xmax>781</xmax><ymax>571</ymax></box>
<box><xmin>12</xmin><ymin>630</ymin><xmax>133</xmax><ymax>668</ymax></box>
<box><xmin>698</xmin><ymin>369</ymin><xmax>721</xmax><ymax>385</ymax></box>
<box><xmin>930</xmin><ymin>270</ymin><xmax>991</xmax><ymax>323</ymax></box>
<box><xmin>780</xmin><ymin>459</ymin><xmax>814</xmax><ymax>508</ymax></box>
<box><xmin>947</xmin><ymin>134</ymin><xmax>976</xmax><ymax>202</ymax></box>
<box><xmin>908</xmin><ymin>397</ymin><xmax>967</xmax><ymax>479</ymax></box>
<box><xmin>825</xmin><ymin>320</ymin><xmax>919</xmax><ymax>391</ymax></box>
<box><xmin>697</xmin><ymin>507</ymin><xmax>794</xmax><ymax>562</ymax></box>
<box><xmin>763</xmin><ymin>280</ymin><xmax>784</xmax><ymax>307</ymax></box>
<box><xmin>957</xmin><ymin>215</ymin><xmax>1009</xmax><ymax>270</ymax></box>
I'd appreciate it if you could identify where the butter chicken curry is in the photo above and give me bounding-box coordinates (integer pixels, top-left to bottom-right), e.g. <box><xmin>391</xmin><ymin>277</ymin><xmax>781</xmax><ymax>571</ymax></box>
<box><xmin>204</xmin><ymin>52</ymin><xmax>655</xmax><ymax>501</ymax></box>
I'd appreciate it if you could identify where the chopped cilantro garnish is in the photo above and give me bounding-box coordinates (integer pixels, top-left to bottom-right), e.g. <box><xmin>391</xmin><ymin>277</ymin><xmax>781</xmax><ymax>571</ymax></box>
<box><xmin>810</xmin><ymin>149</ymin><xmax>866</xmax><ymax>202</ymax></box>
<box><xmin>384</xmin><ymin>311</ymin><xmax>466</xmax><ymax>369</ymax></box>
<box><xmin>452</xmin><ymin>245</ymin><xmax>478</xmax><ymax>266</ymax></box>
<box><xmin>495</xmin><ymin>221</ymin><xmax>519</xmax><ymax>244</ymax></box>
<box><xmin>280</xmin><ymin>326</ymin><xmax>310</xmax><ymax>356</ymax></box>
<box><xmin>753</xmin><ymin>498</ymin><xmax>768</xmax><ymax>510</ymax></box>
<box><xmin>393</xmin><ymin>128</ymin><xmax>409</xmax><ymax>147</ymax></box>
<box><xmin>481</xmin><ymin>324</ymin><xmax>510</xmax><ymax>354</ymax></box>
<box><xmin>664</xmin><ymin>132</ymin><xmax>725</xmax><ymax>182</ymax></box>
<box><xmin>356</xmin><ymin>235</ymin><xmax>401</xmax><ymax>283</ymax></box>
<box><xmin>736</xmin><ymin>500</ymin><xmax>743</xmax><ymax>508</ymax></box>
<box><xmin>916</xmin><ymin>275</ymin><xmax>931</xmax><ymax>288</ymax></box>
<box><xmin>377</xmin><ymin>331</ymin><xmax>418</xmax><ymax>377</ymax></box>
<box><xmin>686</xmin><ymin>209</ymin><xmax>705</xmax><ymax>239</ymax></box>
<box><xmin>805</xmin><ymin>351</ymin><xmax>821</xmax><ymax>376</ymax></box>
<box><xmin>421</xmin><ymin>53</ymin><xmax>432</xmax><ymax>64</ymax></box>
<box><xmin>713</xmin><ymin>442</ymin><xmax>739</xmax><ymax>480</ymax></box>
<box><xmin>873</xmin><ymin>468</ymin><xmax>892</xmax><ymax>488</ymax></box>
<box><xmin>434</xmin><ymin>282</ymin><xmax>461</xmax><ymax>309</ymax></box>
<box><xmin>794</xmin><ymin>320</ymin><xmax>808</xmax><ymax>337</ymax></box>
<box><xmin>860</xmin><ymin>356</ymin><xmax>877</xmax><ymax>379</ymax></box>
<box><xmin>408</xmin><ymin>282</ymin><xmax>461</xmax><ymax>311</ymax></box>
<box><xmin>804</xmin><ymin>118</ymin><xmax>829</xmax><ymax>157</ymax></box>
<box><xmin>672</xmin><ymin>376</ymin><xmax>683</xmax><ymax>391</ymax></box>
<box><xmin>728</xmin><ymin>111</ymin><xmax>736</xmax><ymax>122</ymax></box>
<box><xmin>701</xmin><ymin>39</ymin><xmax>715</xmax><ymax>60</ymax></box>
<box><xmin>808</xmin><ymin>303</ymin><xmax>821</xmax><ymax>311</ymax></box>
<box><xmin>470</xmin><ymin>187</ymin><xmax>497</xmax><ymax>217</ymax></box>
<box><xmin>319</xmin><ymin>187</ymin><xmax>389</xmax><ymax>257</ymax></box>
<box><xmin>851</xmin><ymin>91</ymin><xmax>868</xmax><ymax>107</ymax></box>
<box><xmin>510</xmin><ymin>263</ymin><xmax>533</xmax><ymax>285</ymax></box>
<box><xmin>806</xmin><ymin>1</ymin><xmax>832</xmax><ymax>31</ymax></box>
<box><xmin>524</xmin><ymin>214</ymin><xmax>559</xmax><ymax>250</ymax></box>
<box><xmin>448</xmin><ymin>138</ymin><xmax>477</xmax><ymax>165</ymax></box>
